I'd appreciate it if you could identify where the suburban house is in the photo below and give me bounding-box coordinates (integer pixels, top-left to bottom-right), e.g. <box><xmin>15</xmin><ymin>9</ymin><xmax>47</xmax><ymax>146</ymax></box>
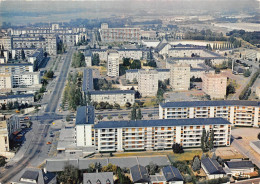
<box><xmin>201</xmin><ymin>157</ymin><xmax>226</xmax><ymax>179</ymax></box>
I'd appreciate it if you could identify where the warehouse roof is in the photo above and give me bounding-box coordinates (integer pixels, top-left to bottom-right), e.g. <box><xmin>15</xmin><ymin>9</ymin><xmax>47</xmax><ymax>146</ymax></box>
<box><xmin>160</xmin><ymin>100</ymin><xmax>260</xmax><ymax>108</ymax></box>
<box><xmin>94</xmin><ymin>118</ymin><xmax>231</xmax><ymax>129</ymax></box>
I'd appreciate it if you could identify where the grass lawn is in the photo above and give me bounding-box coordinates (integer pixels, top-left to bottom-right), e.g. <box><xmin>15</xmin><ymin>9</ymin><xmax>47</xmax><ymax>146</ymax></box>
<box><xmin>168</xmin><ymin>150</ymin><xmax>204</xmax><ymax>162</ymax></box>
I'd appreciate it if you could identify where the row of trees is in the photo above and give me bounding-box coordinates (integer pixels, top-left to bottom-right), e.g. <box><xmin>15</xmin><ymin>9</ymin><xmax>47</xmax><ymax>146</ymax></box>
<box><xmin>201</xmin><ymin>128</ymin><xmax>214</xmax><ymax>152</ymax></box>
<box><xmin>71</xmin><ymin>51</ymin><xmax>86</xmax><ymax>68</ymax></box>
<box><xmin>130</xmin><ymin>105</ymin><xmax>142</xmax><ymax>120</ymax></box>
<box><xmin>62</xmin><ymin>72</ymin><xmax>86</xmax><ymax>110</ymax></box>
<box><xmin>92</xmin><ymin>101</ymin><xmax>121</xmax><ymax>110</ymax></box>
<box><xmin>93</xmin><ymin>78</ymin><xmax>114</xmax><ymax>90</ymax></box>
<box><xmin>1</xmin><ymin>101</ymin><xmax>31</xmax><ymax>111</ymax></box>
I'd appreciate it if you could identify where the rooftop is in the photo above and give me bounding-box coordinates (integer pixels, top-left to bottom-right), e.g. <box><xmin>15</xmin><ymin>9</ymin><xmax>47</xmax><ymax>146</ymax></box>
<box><xmin>83</xmin><ymin>172</ymin><xmax>114</xmax><ymax>184</ymax></box>
<box><xmin>89</xmin><ymin>90</ymin><xmax>135</xmax><ymax>95</ymax></box>
<box><xmin>21</xmin><ymin>170</ymin><xmax>39</xmax><ymax>181</ymax></box>
<box><xmin>0</xmin><ymin>63</ymin><xmax>33</xmax><ymax>66</ymax></box>
<box><xmin>160</xmin><ymin>100</ymin><xmax>260</xmax><ymax>108</ymax></box>
<box><xmin>225</xmin><ymin>160</ymin><xmax>254</xmax><ymax>169</ymax></box>
<box><xmin>75</xmin><ymin>106</ymin><xmax>95</xmax><ymax>125</ymax></box>
<box><xmin>201</xmin><ymin>157</ymin><xmax>225</xmax><ymax>175</ymax></box>
<box><xmin>0</xmin><ymin>94</ymin><xmax>34</xmax><ymax>100</ymax></box>
<box><xmin>130</xmin><ymin>165</ymin><xmax>150</xmax><ymax>183</ymax></box>
<box><xmin>94</xmin><ymin>118</ymin><xmax>231</xmax><ymax>129</ymax></box>
<box><xmin>162</xmin><ymin>166</ymin><xmax>183</xmax><ymax>182</ymax></box>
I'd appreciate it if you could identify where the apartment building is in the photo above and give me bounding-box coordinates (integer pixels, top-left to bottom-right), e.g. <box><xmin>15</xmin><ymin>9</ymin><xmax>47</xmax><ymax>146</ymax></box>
<box><xmin>82</xmin><ymin>68</ymin><xmax>94</xmax><ymax>94</ymax></box>
<box><xmin>12</xmin><ymin>72</ymin><xmax>41</xmax><ymax>88</ymax></box>
<box><xmin>0</xmin><ymin>115</ymin><xmax>20</xmax><ymax>155</ymax></box>
<box><xmin>75</xmin><ymin>106</ymin><xmax>95</xmax><ymax>147</ymax></box>
<box><xmin>0</xmin><ymin>63</ymin><xmax>34</xmax><ymax>74</ymax></box>
<box><xmin>12</xmin><ymin>48</ymin><xmax>36</xmax><ymax>60</ymax></box>
<box><xmin>94</xmin><ymin>118</ymin><xmax>231</xmax><ymax>152</ymax></box>
<box><xmin>28</xmin><ymin>48</ymin><xmax>44</xmax><ymax>70</ymax></box>
<box><xmin>159</xmin><ymin>101</ymin><xmax>260</xmax><ymax>127</ymax></box>
<box><xmin>0</xmin><ymin>36</ymin><xmax>12</xmax><ymax>51</ymax></box>
<box><xmin>126</xmin><ymin>69</ymin><xmax>170</xmax><ymax>82</ymax></box>
<box><xmin>84</xmin><ymin>50</ymin><xmax>92</xmax><ymax>67</ymax></box>
<box><xmin>168</xmin><ymin>48</ymin><xmax>216</xmax><ymax>58</ymax></box>
<box><xmin>100</xmin><ymin>23</ymin><xmax>141</xmax><ymax>43</ymax></box>
<box><xmin>0</xmin><ymin>73</ymin><xmax>12</xmax><ymax>89</ymax></box>
<box><xmin>89</xmin><ymin>90</ymin><xmax>135</xmax><ymax>106</ymax></box>
<box><xmin>12</xmin><ymin>35</ymin><xmax>57</xmax><ymax>55</ymax></box>
<box><xmin>202</xmin><ymin>73</ymin><xmax>227</xmax><ymax>99</ymax></box>
<box><xmin>0</xmin><ymin>94</ymin><xmax>34</xmax><ymax>106</ymax></box>
<box><xmin>58</xmin><ymin>33</ymin><xmax>79</xmax><ymax>46</ymax></box>
<box><xmin>138</xmin><ymin>69</ymin><xmax>158</xmax><ymax>97</ymax></box>
<box><xmin>117</xmin><ymin>49</ymin><xmax>143</xmax><ymax>60</ymax></box>
<box><xmin>169</xmin><ymin>63</ymin><xmax>190</xmax><ymax>91</ymax></box>
<box><xmin>107</xmin><ymin>50</ymin><xmax>119</xmax><ymax>77</ymax></box>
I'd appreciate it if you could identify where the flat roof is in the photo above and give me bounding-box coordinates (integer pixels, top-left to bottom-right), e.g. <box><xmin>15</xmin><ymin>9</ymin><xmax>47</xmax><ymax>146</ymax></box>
<box><xmin>75</xmin><ymin>106</ymin><xmax>95</xmax><ymax>125</ymax></box>
<box><xmin>89</xmin><ymin>90</ymin><xmax>135</xmax><ymax>95</ymax></box>
<box><xmin>21</xmin><ymin>170</ymin><xmax>39</xmax><ymax>181</ymax></box>
<box><xmin>0</xmin><ymin>63</ymin><xmax>33</xmax><ymax>66</ymax></box>
<box><xmin>94</xmin><ymin>118</ymin><xmax>231</xmax><ymax>129</ymax></box>
<box><xmin>225</xmin><ymin>160</ymin><xmax>254</xmax><ymax>169</ymax></box>
<box><xmin>167</xmin><ymin>56</ymin><xmax>226</xmax><ymax>61</ymax></box>
<box><xmin>0</xmin><ymin>94</ymin><xmax>34</xmax><ymax>100</ymax></box>
<box><xmin>160</xmin><ymin>100</ymin><xmax>260</xmax><ymax>108</ymax></box>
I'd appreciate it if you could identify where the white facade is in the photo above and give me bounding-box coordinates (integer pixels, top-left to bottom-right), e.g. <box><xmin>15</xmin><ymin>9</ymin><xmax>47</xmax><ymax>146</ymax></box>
<box><xmin>107</xmin><ymin>50</ymin><xmax>119</xmax><ymax>77</ymax></box>
<box><xmin>126</xmin><ymin>69</ymin><xmax>170</xmax><ymax>83</ymax></box>
<box><xmin>0</xmin><ymin>64</ymin><xmax>34</xmax><ymax>74</ymax></box>
<box><xmin>138</xmin><ymin>69</ymin><xmax>158</xmax><ymax>97</ymax></box>
<box><xmin>0</xmin><ymin>73</ymin><xmax>13</xmax><ymax>89</ymax></box>
<box><xmin>159</xmin><ymin>101</ymin><xmax>260</xmax><ymax>127</ymax></box>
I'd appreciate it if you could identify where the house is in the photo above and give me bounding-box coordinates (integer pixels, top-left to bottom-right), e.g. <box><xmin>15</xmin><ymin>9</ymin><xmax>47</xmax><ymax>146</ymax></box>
<box><xmin>11</xmin><ymin>168</ymin><xmax>56</xmax><ymax>184</ymax></box>
<box><xmin>161</xmin><ymin>166</ymin><xmax>184</xmax><ymax>184</ymax></box>
<box><xmin>201</xmin><ymin>157</ymin><xmax>226</xmax><ymax>179</ymax></box>
<box><xmin>83</xmin><ymin>172</ymin><xmax>114</xmax><ymax>184</ymax></box>
<box><xmin>224</xmin><ymin>160</ymin><xmax>254</xmax><ymax>176</ymax></box>
<box><xmin>130</xmin><ymin>165</ymin><xmax>150</xmax><ymax>184</ymax></box>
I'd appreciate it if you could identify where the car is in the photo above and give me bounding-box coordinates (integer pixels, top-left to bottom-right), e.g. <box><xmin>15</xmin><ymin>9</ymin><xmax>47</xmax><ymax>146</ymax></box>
<box><xmin>236</xmin><ymin>136</ymin><xmax>242</xmax><ymax>139</ymax></box>
<box><xmin>24</xmin><ymin>117</ymin><xmax>30</xmax><ymax>120</ymax></box>
<box><xmin>46</xmin><ymin>142</ymin><xmax>52</xmax><ymax>145</ymax></box>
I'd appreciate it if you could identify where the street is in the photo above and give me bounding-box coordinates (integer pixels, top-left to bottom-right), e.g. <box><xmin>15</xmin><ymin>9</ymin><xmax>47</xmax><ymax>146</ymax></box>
<box><xmin>0</xmin><ymin>48</ymin><xmax>75</xmax><ymax>183</ymax></box>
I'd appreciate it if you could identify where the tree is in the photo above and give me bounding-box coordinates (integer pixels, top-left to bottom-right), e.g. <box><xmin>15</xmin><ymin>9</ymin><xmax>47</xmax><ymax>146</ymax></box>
<box><xmin>118</xmin><ymin>114</ymin><xmax>123</xmax><ymax>119</ymax></box>
<box><xmin>226</xmin><ymin>83</ymin><xmax>236</xmax><ymax>96</ymax></box>
<box><xmin>148</xmin><ymin>113</ymin><xmax>153</xmax><ymax>118</ymax></box>
<box><xmin>13</xmin><ymin>101</ymin><xmax>19</xmax><ymax>109</ymax></box>
<box><xmin>137</xmin><ymin>107</ymin><xmax>142</xmax><ymax>120</ymax></box>
<box><xmin>211</xmin><ymin>152</ymin><xmax>217</xmax><ymax>160</ymax></box>
<box><xmin>209</xmin><ymin>129</ymin><xmax>215</xmax><ymax>150</ymax></box>
<box><xmin>192</xmin><ymin>156</ymin><xmax>201</xmax><ymax>171</ymax></box>
<box><xmin>130</xmin><ymin>59</ymin><xmax>141</xmax><ymax>69</ymax></box>
<box><xmin>114</xmin><ymin>103</ymin><xmax>120</xmax><ymax>110</ymax></box>
<box><xmin>125</xmin><ymin>102</ymin><xmax>131</xmax><ymax>108</ymax></box>
<box><xmin>0</xmin><ymin>156</ymin><xmax>6</xmax><ymax>167</ymax></box>
<box><xmin>66</xmin><ymin>115</ymin><xmax>70</xmax><ymax>122</ymax></box>
<box><xmin>45</xmin><ymin>70</ymin><xmax>54</xmax><ymax>78</ymax></box>
<box><xmin>123</xmin><ymin>57</ymin><xmax>130</xmax><ymax>66</ymax></box>
<box><xmin>92</xmin><ymin>53</ymin><xmax>100</xmax><ymax>66</ymax></box>
<box><xmin>201</xmin><ymin>128</ymin><xmax>206</xmax><ymax>152</ymax></box>
<box><xmin>57</xmin><ymin>164</ymin><xmax>80</xmax><ymax>184</ymax></box>
<box><xmin>97</xmin><ymin>115</ymin><xmax>103</xmax><ymax>121</ymax></box>
<box><xmin>7</xmin><ymin>102</ymin><xmax>13</xmax><ymax>110</ymax></box>
<box><xmin>107</xmin><ymin>114</ymin><xmax>113</xmax><ymax>120</ymax></box>
<box><xmin>172</xmin><ymin>143</ymin><xmax>184</xmax><ymax>154</ymax></box>
<box><xmin>257</xmin><ymin>133</ymin><xmax>260</xmax><ymax>140</ymax></box>
<box><xmin>146</xmin><ymin>162</ymin><xmax>159</xmax><ymax>175</ymax></box>
<box><xmin>71</xmin><ymin>52</ymin><xmax>86</xmax><ymax>68</ymax></box>
<box><xmin>201</xmin><ymin>153</ymin><xmax>207</xmax><ymax>160</ymax></box>
<box><xmin>131</xmin><ymin>105</ymin><xmax>137</xmax><ymax>120</ymax></box>
<box><xmin>243</xmin><ymin>69</ymin><xmax>251</xmax><ymax>77</ymax></box>
<box><xmin>21</xmin><ymin>49</ymin><xmax>25</xmax><ymax>60</ymax></box>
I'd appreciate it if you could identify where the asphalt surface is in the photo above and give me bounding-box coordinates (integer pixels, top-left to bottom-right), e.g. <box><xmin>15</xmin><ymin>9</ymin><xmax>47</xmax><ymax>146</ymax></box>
<box><xmin>0</xmin><ymin>48</ymin><xmax>74</xmax><ymax>183</ymax></box>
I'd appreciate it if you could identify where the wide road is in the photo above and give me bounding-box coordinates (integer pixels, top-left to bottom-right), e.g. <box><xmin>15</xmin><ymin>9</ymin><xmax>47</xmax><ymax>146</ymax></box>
<box><xmin>0</xmin><ymin>48</ymin><xmax>74</xmax><ymax>183</ymax></box>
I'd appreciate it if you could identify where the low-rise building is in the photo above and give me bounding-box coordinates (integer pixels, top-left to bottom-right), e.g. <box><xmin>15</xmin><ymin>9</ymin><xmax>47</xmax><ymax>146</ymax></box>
<box><xmin>107</xmin><ymin>50</ymin><xmax>119</xmax><ymax>77</ymax></box>
<box><xmin>159</xmin><ymin>100</ymin><xmax>260</xmax><ymax>126</ymax></box>
<box><xmin>138</xmin><ymin>69</ymin><xmax>158</xmax><ymax>97</ymax></box>
<box><xmin>94</xmin><ymin>118</ymin><xmax>231</xmax><ymax>152</ymax></box>
<box><xmin>201</xmin><ymin>157</ymin><xmax>226</xmax><ymax>179</ymax></box>
<box><xmin>130</xmin><ymin>165</ymin><xmax>150</xmax><ymax>184</ymax></box>
<box><xmin>202</xmin><ymin>73</ymin><xmax>227</xmax><ymax>99</ymax></box>
<box><xmin>0</xmin><ymin>94</ymin><xmax>34</xmax><ymax>106</ymax></box>
<box><xmin>90</xmin><ymin>90</ymin><xmax>135</xmax><ymax>106</ymax></box>
<box><xmin>82</xmin><ymin>68</ymin><xmax>94</xmax><ymax>94</ymax></box>
<box><xmin>224</xmin><ymin>160</ymin><xmax>254</xmax><ymax>176</ymax></box>
<box><xmin>83</xmin><ymin>172</ymin><xmax>114</xmax><ymax>184</ymax></box>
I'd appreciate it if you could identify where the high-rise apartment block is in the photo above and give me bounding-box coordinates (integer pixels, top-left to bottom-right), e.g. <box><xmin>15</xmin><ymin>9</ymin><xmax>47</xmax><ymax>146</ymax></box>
<box><xmin>107</xmin><ymin>50</ymin><xmax>119</xmax><ymax>77</ymax></box>
<box><xmin>169</xmin><ymin>63</ymin><xmax>190</xmax><ymax>91</ymax></box>
<box><xmin>138</xmin><ymin>69</ymin><xmax>158</xmax><ymax>97</ymax></box>
<box><xmin>202</xmin><ymin>73</ymin><xmax>227</xmax><ymax>99</ymax></box>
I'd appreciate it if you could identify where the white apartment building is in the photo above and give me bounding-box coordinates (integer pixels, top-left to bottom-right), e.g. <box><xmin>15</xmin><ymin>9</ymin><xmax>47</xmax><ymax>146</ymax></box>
<box><xmin>89</xmin><ymin>90</ymin><xmax>135</xmax><ymax>106</ymax></box>
<box><xmin>0</xmin><ymin>36</ymin><xmax>12</xmax><ymax>51</ymax></box>
<box><xmin>169</xmin><ymin>63</ymin><xmax>190</xmax><ymax>91</ymax></box>
<box><xmin>202</xmin><ymin>73</ymin><xmax>227</xmax><ymax>99</ymax></box>
<box><xmin>0</xmin><ymin>73</ymin><xmax>13</xmax><ymax>89</ymax></box>
<box><xmin>100</xmin><ymin>23</ymin><xmax>141</xmax><ymax>43</ymax></box>
<box><xmin>107</xmin><ymin>50</ymin><xmax>119</xmax><ymax>77</ymax></box>
<box><xmin>75</xmin><ymin>106</ymin><xmax>95</xmax><ymax>147</ymax></box>
<box><xmin>138</xmin><ymin>69</ymin><xmax>158</xmax><ymax>97</ymax></box>
<box><xmin>0</xmin><ymin>63</ymin><xmax>34</xmax><ymax>74</ymax></box>
<box><xmin>117</xmin><ymin>49</ymin><xmax>143</xmax><ymax>60</ymax></box>
<box><xmin>12</xmin><ymin>48</ymin><xmax>36</xmax><ymax>60</ymax></box>
<box><xmin>0</xmin><ymin>94</ymin><xmax>34</xmax><ymax>106</ymax></box>
<box><xmin>159</xmin><ymin>101</ymin><xmax>260</xmax><ymax>127</ymax></box>
<box><xmin>94</xmin><ymin>118</ymin><xmax>231</xmax><ymax>152</ymax></box>
<box><xmin>84</xmin><ymin>51</ymin><xmax>92</xmax><ymax>67</ymax></box>
<box><xmin>12</xmin><ymin>72</ymin><xmax>41</xmax><ymax>88</ymax></box>
<box><xmin>0</xmin><ymin>115</ymin><xmax>20</xmax><ymax>157</ymax></box>
<box><xmin>168</xmin><ymin>48</ymin><xmax>215</xmax><ymax>58</ymax></box>
<box><xmin>126</xmin><ymin>69</ymin><xmax>170</xmax><ymax>83</ymax></box>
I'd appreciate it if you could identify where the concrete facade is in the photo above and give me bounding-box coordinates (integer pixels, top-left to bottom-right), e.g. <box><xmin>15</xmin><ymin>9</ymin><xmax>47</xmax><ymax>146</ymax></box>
<box><xmin>138</xmin><ymin>69</ymin><xmax>158</xmax><ymax>97</ymax></box>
